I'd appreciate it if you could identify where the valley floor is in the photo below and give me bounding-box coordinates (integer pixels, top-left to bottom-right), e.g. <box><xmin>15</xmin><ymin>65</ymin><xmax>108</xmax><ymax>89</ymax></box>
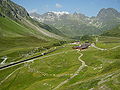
<box><xmin>0</xmin><ymin>36</ymin><xmax>120</xmax><ymax>90</ymax></box>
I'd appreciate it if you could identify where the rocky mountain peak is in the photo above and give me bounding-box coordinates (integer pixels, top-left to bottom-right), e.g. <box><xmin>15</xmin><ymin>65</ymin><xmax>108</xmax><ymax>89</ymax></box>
<box><xmin>97</xmin><ymin>8</ymin><xmax>120</xmax><ymax>19</ymax></box>
<box><xmin>30</xmin><ymin>12</ymin><xmax>41</xmax><ymax>18</ymax></box>
<box><xmin>42</xmin><ymin>11</ymin><xmax>69</xmax><ymax>17</ymax></box>
<box><xmin>0</xmin><ymin>0</ymin><xmax>29</xmax><ymax>20</ymax></box>
<box><xmin>51</xmin><ymin>11</ymin><xmax>69</xmax><ymax>15</ymax></box>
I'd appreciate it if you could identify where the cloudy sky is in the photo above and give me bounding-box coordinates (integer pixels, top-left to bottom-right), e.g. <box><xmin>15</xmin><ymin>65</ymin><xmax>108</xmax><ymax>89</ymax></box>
<box><xmin>12</xmin><ymin>0</ymin><xmax>120</xmax><ymax>16</ymax></box>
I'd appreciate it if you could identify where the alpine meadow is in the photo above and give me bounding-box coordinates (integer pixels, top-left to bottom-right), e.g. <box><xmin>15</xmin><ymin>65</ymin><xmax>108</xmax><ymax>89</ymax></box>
<box><xmin>0</xmin><ymin>0</ymin><xmax>120</xmax><ymax>90</ymax></box>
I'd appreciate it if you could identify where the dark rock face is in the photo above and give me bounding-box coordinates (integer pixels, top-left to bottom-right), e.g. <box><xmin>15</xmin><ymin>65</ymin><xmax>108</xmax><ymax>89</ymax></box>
<box><xmin>30</xmin><ymin>12</ymin><xmax>41</xmax><ymax>18</ymax></box>
<box><xmin>0</xmin><ymin>13</ymin><xmax>2</xmax><ymax>16</ymax></box>
<box><xmin>0</xmin><ymin>0</ymin><xmax>29</xmax><ymax>20</ymax></box>
<box><xmin>97</xmin><ymin>8</ymin><xmax>120</xmax><ymax>19</ymax></box>
<box><xmin>0</xmin><ymin>12</ymin><xmax>5</xmax><ymax>17</ymax></box>
<box><xmin>96</xmin><ymin>8</ymin><xmax>120</xmax><ymax>30</ymax></box>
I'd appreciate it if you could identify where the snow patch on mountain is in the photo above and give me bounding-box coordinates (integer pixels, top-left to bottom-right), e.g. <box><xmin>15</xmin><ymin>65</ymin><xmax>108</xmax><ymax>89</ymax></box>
<box><xmin>51</xmin><ymin>11</ymin><xmax>69</xmax><ymax>16</ymax></box>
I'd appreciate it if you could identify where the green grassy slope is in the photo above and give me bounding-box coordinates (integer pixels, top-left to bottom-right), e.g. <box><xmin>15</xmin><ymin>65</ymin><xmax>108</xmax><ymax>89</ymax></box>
<box><xmin>101</xmin><ymin>25</ymin><xmax>120</xmax><ymax>37</ymax></box>
<box><xmin>0</xmin><ymin>0</ymin><xmax>66</xmax><ymax>64</ymax></box>
<box><xmin>0</xmin><ymin>16</ymin><xmax>62</xmax><ymax>62</ymax></box>
<box><xmin>0</xmin><ymin>16</ymin><xmax>59</xmax><ymax>40</ymax></box>
<box><xmin>0</xmin><ymin>0</ymin><xmax>64</xmax><ymax>38</ymax></box>
<box><xmin>0</xmin><ymin>36</ymin><xmax>120</xmax><ymax>90</ymax></box>
<box><xmin>0</xmin><ymin>0</ymin><xmax>120</xmax><ymax>90</ymax></box>
<box><xmin>0</xmin><ymin>12</ymin><xmax>64</xmax><ymax>64</ymax></box>
<box><xmin>29</xmin><ymin>19</ymin><xmax>65</xmax><ymax>37</ymax></box>
<box><xmin>0</xmin><ymin>17</ymin><xmax>37</xmax><ymax>37</ymax></box>
<box><xmin>0</xmin><ymin>15</ymin><xmax>64</xmax><ymax>39</ymax></box>
<box><xmin>0</xmin><ymin>16</ymin><xmax>65</xmax><ymax>63</ymax></box>
<box><xmin>0</xmin><ymin>16</ymin><xmax>56</xmax><ymax>50</ymax></box>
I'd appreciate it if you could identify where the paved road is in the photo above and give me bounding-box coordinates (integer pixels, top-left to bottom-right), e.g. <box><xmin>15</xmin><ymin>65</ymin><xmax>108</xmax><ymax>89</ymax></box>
<box><xmin>0</xmin><ymin>47</ymin><xmax>63</xmax><ymax>70</ymax></box>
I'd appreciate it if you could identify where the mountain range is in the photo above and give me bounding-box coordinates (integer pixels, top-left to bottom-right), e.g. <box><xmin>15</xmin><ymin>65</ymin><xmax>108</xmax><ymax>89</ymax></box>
<box><xmin>30</xmin><ymin>8</ymin><xmax>120</xmax><ymax>37</ymax></box>
<box><xmin>0</xmin><ymin>0</ymin><xmax>64</xmax><ymax>40</ymax></box>
<box><xmin>0</xmin><ymin>0</ymin><xmax>67</xmax><ymax>55</ymax></box>
<box><xmin>0</xmin><ymin>0</ymin><xmax>120</xmax><ymax>41</ymax></box>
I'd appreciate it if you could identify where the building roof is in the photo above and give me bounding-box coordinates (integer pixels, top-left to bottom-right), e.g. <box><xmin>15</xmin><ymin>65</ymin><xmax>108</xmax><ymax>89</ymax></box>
<box><xmin>72</xmin><ymin>42</ymin><xmax>91</xmax><ymax>49</ymax></box>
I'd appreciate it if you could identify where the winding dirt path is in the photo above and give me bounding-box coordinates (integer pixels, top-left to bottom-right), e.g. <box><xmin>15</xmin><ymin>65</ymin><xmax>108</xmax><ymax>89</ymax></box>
<box><xmin>91</xmin><ymin>44</ymin><xmax>120</xmax><ymax>51</ymax></box>
<box><xmin>109</xmin><ymin>45</ymin><xmax>120</xmax><ymax>50</ymax></box>
<box><xmin>0</xmin><ymin>57</ymin><xmax>8</xmax><ymax>65</ymax></box>
<box><xmin>53</xmin><ymin>50</ymin><xmax>86</xmax><ymax>90</ymax></box>
<box><xmin>91</xmin><ymin>44</ymin><xmax>107</xmax><ymax>51</ymax></box>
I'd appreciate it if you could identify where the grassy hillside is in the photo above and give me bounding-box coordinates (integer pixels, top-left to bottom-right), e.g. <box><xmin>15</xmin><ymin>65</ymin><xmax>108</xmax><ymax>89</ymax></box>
<box><xmin>101</xmin><ymin>25</ymin><xmax>120</xmax><ymax>37</ymax></box>
<box><xmin>0</xmin><ymin>0</ymin><xmax>64</xmax><ymax>38</ymax></box>
<box><xmin>0</xmin><ymin>0</ymin><xmax>64</xmax><ymax>39</ymax></box>
<box><xmin>0</xmin><ymin>0</ymin><xmax>120</xmax><ymax>90</ymax></box>
<box><xmin>29</xmin><ymin>18</ymin><xmax>65</xmax><ymax>37</ymax></box>
<box><xmin>0</xmin><ymin>17</ymin><xmax>37</xmax><ymax>37</ymax></box>
<box><xmin>0</xmin><ymin>36</ymin><xmax>120</xmax><ymax>90</ymax></box>
<box><xmin>0</xmin><ymin>0</ymin><xmax>66</xmax><ymax>64</ymax></box>
<box><xmin>0</xmin><ymin>16</ymin><xmax>61</xmax><ymax>40</ymax></box>
<box><xmin>0</xmin><ymin>16</ymin><xmax>58</xmax><ymax>49</ymax></box>
<box><xmin>0</xmin><ymin>16</ymin><xmax>61</xmax><ymax>63</ymax></box>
